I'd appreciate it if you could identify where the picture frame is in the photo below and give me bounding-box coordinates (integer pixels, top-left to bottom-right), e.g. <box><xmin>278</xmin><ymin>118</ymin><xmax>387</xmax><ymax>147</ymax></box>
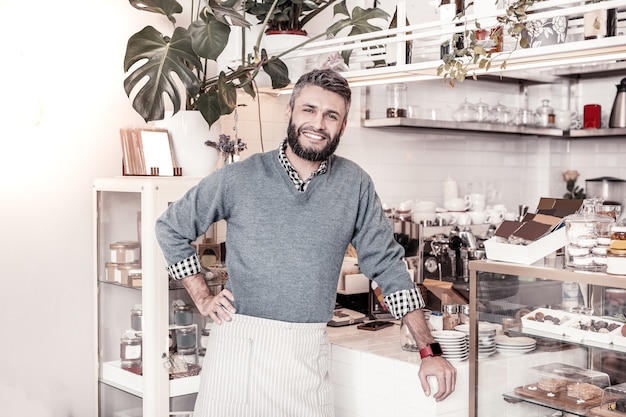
<box><xmin>119</xmin><ymin>128</ymin><xmax>179</xmax><ymax>176</ymax></box>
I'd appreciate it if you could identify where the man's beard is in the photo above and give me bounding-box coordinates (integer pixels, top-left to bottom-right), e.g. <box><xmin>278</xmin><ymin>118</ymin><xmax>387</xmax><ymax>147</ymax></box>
<box><xmin>286</xmin><ymin>121</ymin><xmax>340</xmax><ymax>162</ymax></box>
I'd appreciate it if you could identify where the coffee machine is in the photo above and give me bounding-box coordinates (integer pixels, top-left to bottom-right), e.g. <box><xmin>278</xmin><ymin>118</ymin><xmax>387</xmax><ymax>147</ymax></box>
<box><xmin>420</xmin><ymin>223</ymin><xmax>492</xmax><ymax>283</ymax></box>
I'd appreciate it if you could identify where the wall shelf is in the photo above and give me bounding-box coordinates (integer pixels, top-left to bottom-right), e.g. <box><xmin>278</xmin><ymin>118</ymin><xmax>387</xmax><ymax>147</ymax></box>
<box><xmin>362</xmin><ymin>118</ymin><xmax>626</xmax><ymax>138</ymax></box>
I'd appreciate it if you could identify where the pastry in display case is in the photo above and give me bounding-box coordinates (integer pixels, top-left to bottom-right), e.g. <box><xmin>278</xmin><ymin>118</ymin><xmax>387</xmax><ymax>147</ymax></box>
<box><xmin>521</xmin><ymin>308</ymin><xmax>577</xmax><ymax>335</ymax></box>
<box><xmin>514</xmin><ymin>362</ymin><xmax>610</xmax><ymax>414</ymax></box>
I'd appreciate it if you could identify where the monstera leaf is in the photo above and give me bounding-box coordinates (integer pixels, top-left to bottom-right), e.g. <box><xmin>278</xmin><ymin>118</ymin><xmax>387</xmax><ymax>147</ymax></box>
<box><xmin>124</xmin><ymin>26</ymin><xmax>203</xmax><ymax>122</ymax></box>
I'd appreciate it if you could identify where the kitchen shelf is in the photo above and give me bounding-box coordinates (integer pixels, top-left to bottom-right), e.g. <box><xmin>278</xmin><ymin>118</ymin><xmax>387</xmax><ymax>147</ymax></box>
<box><xmin>363</xmin><ymin>118</ymin><xmax>626</xmax><ymax>138</ymax></box>
<box><xmin>101</xmin><ymin>361</ymin><xmax>201</xmax><ymax>398</ymax></box>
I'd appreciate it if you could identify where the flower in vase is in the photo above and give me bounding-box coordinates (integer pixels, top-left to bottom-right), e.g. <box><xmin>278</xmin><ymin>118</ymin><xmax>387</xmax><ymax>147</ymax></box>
<box><xmin>205</xmin><ymin>134</ymin><xmax>247</xmax><ymax>162</ymax></box>
<box><xmin>562</xmin><ymin>170</ymin><xmax>586</xmax><ymax>199</ymax></box>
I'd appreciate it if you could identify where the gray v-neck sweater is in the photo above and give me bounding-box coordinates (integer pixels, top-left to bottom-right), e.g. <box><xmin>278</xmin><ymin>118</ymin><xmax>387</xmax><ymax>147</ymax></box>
<box><xmin>156</xmin><ymin>149</ymin><xmax>413</xmax><ymax>323</ymax></box>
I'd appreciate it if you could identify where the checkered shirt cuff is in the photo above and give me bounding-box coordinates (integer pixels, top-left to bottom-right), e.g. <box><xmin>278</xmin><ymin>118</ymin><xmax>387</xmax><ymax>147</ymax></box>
<box><xmin>166</xmin><ymin>253</ymin><xmax>203</xmax><ymax>280</ymax></box>
<box><xmin>383</xmin><ymin>286</ymin><xmax>425</xmax><ymax>319</ymax></box>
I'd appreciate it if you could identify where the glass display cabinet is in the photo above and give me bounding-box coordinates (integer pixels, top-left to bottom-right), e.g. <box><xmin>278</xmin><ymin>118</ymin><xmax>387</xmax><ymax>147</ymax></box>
<box><xmin>93</xmin><ymin>177</ymin><xmax>212</xmax><ymax>417</ymax></box>
<box><xmin>468</xmin><ymin>259</ymin><xmax>626</xmax><ymax>417</ymax></box>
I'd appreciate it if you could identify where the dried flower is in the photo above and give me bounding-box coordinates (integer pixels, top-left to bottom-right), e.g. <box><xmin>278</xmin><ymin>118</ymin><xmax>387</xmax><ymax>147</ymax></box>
<box><xmin>562</xmin><ymin>170</ymin><xmax>586</xmax><ymax>199</ymax></box>
<box><xmin>205</xmin><ymin>134</ymin><xmax>247</xmax><ymax>158</ymax></box>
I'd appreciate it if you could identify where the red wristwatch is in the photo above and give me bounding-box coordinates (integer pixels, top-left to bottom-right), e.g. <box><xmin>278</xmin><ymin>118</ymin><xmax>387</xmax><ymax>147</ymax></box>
<box><xmin>419</xmin><ymin>342</ymin><xmax>443</xmax><ymax>359</ymax></box>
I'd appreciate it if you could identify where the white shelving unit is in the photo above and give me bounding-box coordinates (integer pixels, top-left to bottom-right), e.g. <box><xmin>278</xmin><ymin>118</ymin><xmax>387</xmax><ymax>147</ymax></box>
<box><xmin>93</xmin><ymin>176</ymin><xmax>202</xmax><ymax>417</ymax></box>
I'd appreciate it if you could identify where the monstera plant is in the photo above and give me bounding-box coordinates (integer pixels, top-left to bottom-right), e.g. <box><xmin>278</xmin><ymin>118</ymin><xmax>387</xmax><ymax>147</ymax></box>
<box><xmin>123</xmin><ymin>0</ymin><xmax>388</xmax><ymax>127</ymax></box>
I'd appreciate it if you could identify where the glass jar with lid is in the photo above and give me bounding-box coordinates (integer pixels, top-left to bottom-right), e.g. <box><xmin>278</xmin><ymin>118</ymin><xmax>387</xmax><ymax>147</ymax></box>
<box><xmin>131</xmin><ymin>304</ymin><xmax>143</xmax><ymax>332</ymax></box>
<box><xmin>120</xmin><ymin>331</ymin><xmax>142</xmax><ymax>369</ymax></box>
<box><xmin>564</xmin><ymin>198</ymin><xmax>615</xmax><ymax>270</ymax></box>
<box><xmin>386</xmin><ymin>83</ymin><xmax>407</xmax><ymax>118</ymax></box>
<box><xmin>536</xmin><ymin>99</ymin><xmax>555</xmax><ymax>127</ymax></box>
<box><xmin>173</xmin><ymin>300</ymin><xmax>193</xmax><ymax>326</ymax></box>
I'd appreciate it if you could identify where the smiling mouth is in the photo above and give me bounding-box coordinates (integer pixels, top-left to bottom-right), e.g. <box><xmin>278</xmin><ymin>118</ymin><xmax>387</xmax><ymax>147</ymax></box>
<box><xmin>301</xmin><ymin>129</ymin><xmax>328</xmax><ymax>141</ymax></box>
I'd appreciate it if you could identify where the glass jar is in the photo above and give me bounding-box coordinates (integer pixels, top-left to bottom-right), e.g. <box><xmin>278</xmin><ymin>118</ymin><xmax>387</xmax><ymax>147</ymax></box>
<box><xmin>442</xmin><ymin>304</ymin><xmax>459</xmax><ymax>330</ymax></box>
<box><xmin>176</xmin><ymin>326</ymin><xmax>197</xmax><ymax>349</ymax></box>
<box><xmin>110</xmin><ymin>241</ymin><xmax>140</xmax><ymax>263</ymax></box>
<box><xmin>386</xmin><ymin>83</ymin><xmax>407</xmax><ymax>118</ymax></box>
<box><xmin>429</xmin><ymin>310</ymin><xmax>443</xmax><ymax>331</ymax></box>
<box><xmin>173</xmin><ymin>302</ymin><xmax>193</xmax><ymax>326</ymax></box>
<box><xmin>607</xmin><ymin>248</ymin><xmax>626</xmax><ymax>275</ymax></box>
<box><xmin>459</xmin><ymin>304</ymin><xmax>470</xmax><ymax>325</ymax></box>
<box><xmin>131</xmin><ymin>305</ymin><xmax>143</xmax><ymax>331</ymax></box>
<box><xmin>177</xmin><ymin>347</ymin><xmax>198</xmax><ymax>365</ymax></box>
<box><xmin>400</xmin><ymin>321</ymin><xmax>419</xmax><ymax>352</ymax></box>
<box><xmin>564</xmin><ymin>198</ymin><xmax>615</xmax><ymax>270</ymax></box>
<box><xmin>120</xmin><ymin>332</ymin><xmax>142</xmax><ymax>369</ymax></box>
<box><xmin>536</xmin><ymin>99</ymin><xmax>555</xmax><ymax>127</ymax></box>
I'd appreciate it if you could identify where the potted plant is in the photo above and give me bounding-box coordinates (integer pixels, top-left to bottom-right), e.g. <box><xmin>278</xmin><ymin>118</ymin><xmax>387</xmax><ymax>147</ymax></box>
<box><xmin>123</xmin><ymin>0</ymin><xmax>388</xmax><ymax>128</ymax></box>
<box><xmin>437</xmin><ymin>0</ymin><xmax>539</xmax><ymax>86</ymax></box>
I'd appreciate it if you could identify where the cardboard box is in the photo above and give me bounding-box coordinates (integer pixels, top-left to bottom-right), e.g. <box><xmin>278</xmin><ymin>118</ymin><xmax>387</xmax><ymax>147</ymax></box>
<box><xmin>484</xmin><ymin>198</ymin><xmax>582</xmax><ymax>265</ymax></box>
<box><xmin>423</xmin><ymin>279</ymin><xmax>468</xmax><ymax>304</ymax></box>
<box><xmin>484</xmin><ymin>227</ymin><xmax>567</xmax><ymax>265</ymax></box>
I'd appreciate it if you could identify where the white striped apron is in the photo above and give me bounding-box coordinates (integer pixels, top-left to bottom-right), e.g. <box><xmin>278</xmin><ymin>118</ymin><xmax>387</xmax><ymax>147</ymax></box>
<box><xmin>193</xmin><ymin>314</ymin><xmax>334</xmax><ymax>417</ymax></box>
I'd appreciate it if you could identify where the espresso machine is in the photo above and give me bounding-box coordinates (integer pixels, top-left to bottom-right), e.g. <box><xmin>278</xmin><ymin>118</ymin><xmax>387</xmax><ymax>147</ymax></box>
<box><xmin>420</xmin><ymin>223</ymin><xmax>493</xmax><ymax>283</ymax></box>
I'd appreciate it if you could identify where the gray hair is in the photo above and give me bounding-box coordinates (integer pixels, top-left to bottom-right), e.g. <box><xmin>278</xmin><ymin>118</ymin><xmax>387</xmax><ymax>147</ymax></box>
<box><xmin>289</xmin><ymin>69</ymin><xmax>352</xmax><ymax>118</ymax></box>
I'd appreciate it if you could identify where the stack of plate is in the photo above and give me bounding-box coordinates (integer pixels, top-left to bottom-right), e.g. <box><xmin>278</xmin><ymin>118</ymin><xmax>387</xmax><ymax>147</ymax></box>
<box><xmin>454</xmin><ymin>323</ymin><xmax>498</xmax><ymax>359</ymax></box>
<box><xmin>495</xmin><ymin>335</ymin><xmax>536</xmax><ymax>356</ymax></box>
<box><xmin>431</xmin><ymin>330</ymin><xmax>468</xmax><ymax>362</ymax></box>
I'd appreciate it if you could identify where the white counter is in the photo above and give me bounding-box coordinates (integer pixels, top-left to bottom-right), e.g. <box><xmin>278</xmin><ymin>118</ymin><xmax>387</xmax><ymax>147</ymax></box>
<box><xmin>327</xmin><ymin>322</ymin><xmax>469</xmax><ymax>417</ymax></box>
<box><xmin>327</xmin><ymin>322</ymin><xmax>588</xmax><ymax>417</ymax></box>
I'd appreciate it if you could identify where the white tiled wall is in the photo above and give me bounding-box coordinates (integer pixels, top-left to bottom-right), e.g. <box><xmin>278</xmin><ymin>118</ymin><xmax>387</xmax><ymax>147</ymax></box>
<box><xmin>224</xmin><ymin>75</ymin><xmax>626</xmax><ymax>214</ymax></box>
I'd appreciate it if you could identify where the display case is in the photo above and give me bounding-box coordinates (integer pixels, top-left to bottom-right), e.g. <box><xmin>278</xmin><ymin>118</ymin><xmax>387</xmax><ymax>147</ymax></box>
<box><xmin>93</xmin><ymin>176</ymin><xmax>208</xmax><ymax>417</ymax></box>
<box><xmin>468</xmin><ymin>259</ymin><xmax>626</xmax><ymax>417</ymax></box>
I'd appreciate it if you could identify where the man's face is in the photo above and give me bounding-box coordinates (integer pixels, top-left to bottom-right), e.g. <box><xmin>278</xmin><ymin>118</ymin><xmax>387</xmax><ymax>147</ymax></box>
<box><xmin>286</xmin><ymin>85</ymin><xmax>348</xmax><ymax>162</ymax></box>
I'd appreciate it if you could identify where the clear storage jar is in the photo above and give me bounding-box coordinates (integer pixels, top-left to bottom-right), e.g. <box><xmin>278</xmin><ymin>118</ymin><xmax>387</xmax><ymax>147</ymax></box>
<box><xmin>176</xmin><ymin>327</ymin><xmax>197</xmax><ymax>349</ymax></box>
<box><xmin>131</xmin><ymin>305</ymin><xmax>142</xmax><ymax>331</ymax></box>
<box><xmin>173</xmin><ymin>302</ymin><xmax>193</xmax><ymax>326</ymax></box>
<box><xmin>386</xmin><ymin>83</ymin><xmax>407</xmax><ymax>118</ymax></box>
<box><xmin>110</xmin><ymin>241</ymin><xmax>140</xmax><ymax>263</ymax></box>
<box><xmin>442</xmin><ymin>304</ymin><xmax>459</xmax><ymax>330</ymax></box>
<box><xmin>400</xmin><ymin>321</ymin><xmax>419</xmax><ymax>352</ymax></box>
<box><xmin>564</xmin><ymin>198</ymin><xmax>614</xmax><ymax>270</ymax></box>
<box><xmin>120</xmin><ymin>332</ymin><xmax>142</xmax><ymax>369</ymax></box>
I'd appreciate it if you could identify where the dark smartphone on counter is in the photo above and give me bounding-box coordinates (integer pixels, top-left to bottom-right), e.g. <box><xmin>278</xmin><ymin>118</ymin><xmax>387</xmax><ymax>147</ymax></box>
<box><xmin>357</xmin><ymin>321</ymin><xmax>394</xmax><ymax>331</ymax></box>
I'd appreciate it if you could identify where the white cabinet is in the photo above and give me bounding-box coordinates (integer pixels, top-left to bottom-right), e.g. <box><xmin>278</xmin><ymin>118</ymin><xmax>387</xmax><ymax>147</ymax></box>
<box><xmin>468</xmin><ymin>259</ymin><xmax>626</xmax><ymax>417</ymax></box>
<box><xmin>93</xmin><ymin>176</ymin><xmax>204</xmax><ymax>417</ymax></box>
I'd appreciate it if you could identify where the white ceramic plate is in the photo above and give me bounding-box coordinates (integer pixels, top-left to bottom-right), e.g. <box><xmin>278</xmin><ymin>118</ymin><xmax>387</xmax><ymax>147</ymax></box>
<box><xmin>431</xmin><ymin>330</ymin><xmax>467</xmax><ymax>339</ymax></box>
<box><xmin>495</xmin><ymin>335</ymin><xmax>536</xmax><ymax>346</ymax></box>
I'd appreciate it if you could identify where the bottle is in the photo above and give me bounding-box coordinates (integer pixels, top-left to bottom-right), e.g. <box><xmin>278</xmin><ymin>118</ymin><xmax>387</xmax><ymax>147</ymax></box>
<box><xmin>387</xmin><ymin>7</ymin><xmax>413</xmax><ymax>66</ymax></box>
<box><xmin>440</xmin><ymin>0</ymin><xmax>465</xmax><ymax>58</ymax></box>
<box><xmin>439</xmin><ymin>0</ymin><xmax>456</xmax><ymax>58</ymax></box>
<box><xmin>584</xmin><ymin>2</ymin><xmax>616</xmax><ymax>39</ymax></box>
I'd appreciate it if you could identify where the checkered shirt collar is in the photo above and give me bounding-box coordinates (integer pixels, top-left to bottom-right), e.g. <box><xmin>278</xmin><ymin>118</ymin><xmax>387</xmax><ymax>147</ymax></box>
<box><xmin>278</xmin><ymin>139</ymin><xmax>328</xmax><ymax>193</ymax></box>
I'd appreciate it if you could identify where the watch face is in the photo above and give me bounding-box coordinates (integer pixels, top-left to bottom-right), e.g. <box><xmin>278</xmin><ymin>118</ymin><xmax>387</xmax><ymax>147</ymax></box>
<box><xmin>430</xmin><ymin>342</ymin><xmax>443</xmax><ymax>356</ymax></box>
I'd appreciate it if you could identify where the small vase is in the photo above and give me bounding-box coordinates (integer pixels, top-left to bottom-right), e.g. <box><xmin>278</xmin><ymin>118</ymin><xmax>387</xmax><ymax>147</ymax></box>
<box><xmin>223</xmin><ymin>154</ymin><xmax>240</xmax><ymax>166</ymax></box>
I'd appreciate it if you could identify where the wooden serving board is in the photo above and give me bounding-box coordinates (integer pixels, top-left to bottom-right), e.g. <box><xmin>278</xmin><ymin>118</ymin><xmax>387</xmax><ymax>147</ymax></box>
<box><xmin>589</xmin><ymin>397</ymin><xmax>626</xmax><ymax>417</ymax></box>
<box><xmin>514</xmin><ymin>385</ymin><xmax>602</xmax><ymax>414</ymax></box>
<box><xmin>589</xmin><ymin>406</ymin><xmax>624</xmax><ymax>417</ymax></box>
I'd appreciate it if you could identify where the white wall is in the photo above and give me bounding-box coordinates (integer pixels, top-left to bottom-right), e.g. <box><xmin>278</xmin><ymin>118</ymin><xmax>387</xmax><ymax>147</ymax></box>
<box><xmin>0</xmin><ymin>0</ymin><xmax>624</xmax><ymax>416</ymax></box>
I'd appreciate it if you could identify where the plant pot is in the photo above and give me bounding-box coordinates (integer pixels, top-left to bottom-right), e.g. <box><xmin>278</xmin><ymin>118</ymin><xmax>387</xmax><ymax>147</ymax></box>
<box><xmin>259</xmin><ymin>30</ymin><xmax>310</xmax><ymax>83</ymax></box>
<box><xmin>522</xmin><ymin>16</ymin><xmax>568</xmax><ymax>48</ymax></box>
<box><xmin>150</xmin><ymin>111</ymin><xmax>220</xmax><ymax>177</ymax></box>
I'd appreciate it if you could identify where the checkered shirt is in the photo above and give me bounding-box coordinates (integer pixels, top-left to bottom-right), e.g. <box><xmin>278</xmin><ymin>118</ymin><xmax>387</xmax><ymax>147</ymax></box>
<box><xmin>278</xmin><ymin>139</ymin><xmax>328</xmax><ymax>192</ymax></box>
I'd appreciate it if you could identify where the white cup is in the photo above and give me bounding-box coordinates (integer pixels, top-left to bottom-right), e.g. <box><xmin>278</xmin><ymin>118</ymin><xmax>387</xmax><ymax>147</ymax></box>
<box><xmin>464</xmin><ymin>193</ymin><xmax>486</xmax><ymax>211</ymax></box>
<box><xmin>486</xmin><ymin>210</ymin><xmax>504</xmax><ymax>225</ymax></box>
<box><xmin>444</xmin><ymin>198</ymin><xmax>470</xmax><ymax>212</ymax></box>
<box><xmin>412</xmin><ymin>212</ymin><xmax>437</xmax><ymax>223</ymax></box>
<box><xmin>457</xmin><ymin>212</ymin><xmax>472</xmax><ymax>226</ymax></box>
<box><xmin>469</xmin><ymin>211</ymin><xmax>487</xmax><ymax>224</ymax></box>
<box><xmin>412</xmin><ymin>200</ymin><xmax>436</xmax><ymax>213</ymax></box>
<box><xmin>492</xmin><ymin>204</ymin><xmax>507</xmax><ymax>214</ymax></box>
<box><xmin>436</xmin><ymin>212</ymin><xmax>452</xmax><ymax>224</ymax></box>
